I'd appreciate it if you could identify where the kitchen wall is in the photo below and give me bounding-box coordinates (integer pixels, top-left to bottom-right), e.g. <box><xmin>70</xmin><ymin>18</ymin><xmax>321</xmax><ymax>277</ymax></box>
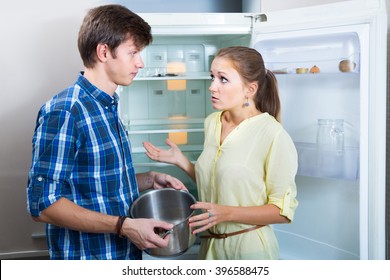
<box><xmin>0</xmin><ymin>0</ymin><xmax>105</xmax><ymax>259</ymax></box>
<box><xmin>386</xmin><ymin>0</ymin><xmax>390</xmax><ymax>261</ymax></box>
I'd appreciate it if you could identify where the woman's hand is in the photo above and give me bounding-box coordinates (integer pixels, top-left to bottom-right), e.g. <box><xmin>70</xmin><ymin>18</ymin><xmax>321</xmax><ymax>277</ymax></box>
<box><xmin>188</xmin><ymin>202</ymin><xmax>228</xmax><ymax>235</ymax></box>
<box><xmin>143</xmin><ymin>138</ymin><xmax>196</xmax><ymax>183</ymax></box>
<box><xmin>143</xmin><ymin>138</ymin><xmax>182</xmax><ymax>165</ymax></box>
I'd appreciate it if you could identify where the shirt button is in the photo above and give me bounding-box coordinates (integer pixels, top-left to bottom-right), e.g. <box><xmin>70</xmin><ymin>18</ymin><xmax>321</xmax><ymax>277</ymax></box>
<box><xmin>37</xmin><ymin>176</ymin><xmax>43</xmax><ymax>182</ymax></box>
<box><xmin>105</xmin><ymin>106</ymin><xmax>109</xmax><ymax>109</ymax></box>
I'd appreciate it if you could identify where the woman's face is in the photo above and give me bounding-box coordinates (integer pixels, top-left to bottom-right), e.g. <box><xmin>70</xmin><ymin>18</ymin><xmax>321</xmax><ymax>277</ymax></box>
<box><xmin>209</xmin><ymin>57</ymin><xmax>247</xmax><ymax>111</ymax></box>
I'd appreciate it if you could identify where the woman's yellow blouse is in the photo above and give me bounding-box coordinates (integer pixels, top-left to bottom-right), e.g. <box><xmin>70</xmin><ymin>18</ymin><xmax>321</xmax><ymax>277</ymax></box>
<box><xmin>194</xmin><ymin>111</ymin><xmax>298</xmax><ymax>259</ymax></box>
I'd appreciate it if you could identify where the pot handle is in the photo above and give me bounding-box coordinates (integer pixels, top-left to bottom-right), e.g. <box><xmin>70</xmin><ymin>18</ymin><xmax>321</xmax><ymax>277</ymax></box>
<box><xmin>154</xmin><ymin>228</ymin><xmax>173</xmax><ymax>239</ymax></box>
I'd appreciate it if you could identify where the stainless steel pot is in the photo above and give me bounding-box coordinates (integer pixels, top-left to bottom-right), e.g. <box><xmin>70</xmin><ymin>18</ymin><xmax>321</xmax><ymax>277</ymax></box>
<box><xmin>130</xmin><ymin>188</ymin><xmax>197</xmax><ymax>258</ymax></box>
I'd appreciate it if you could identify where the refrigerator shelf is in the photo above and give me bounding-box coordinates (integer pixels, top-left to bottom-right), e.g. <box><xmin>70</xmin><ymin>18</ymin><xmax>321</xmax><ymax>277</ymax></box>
<box><xmin>256</xmin><ymin>31</ymin><xmax>360</xmax><ymax>75</ymax></box>
<box><xmin>135</xmin><ymin>72</ymin><xmax>210</xmax><ymax>81</ymax></box>
<box><xmin>132</xmin><ymin>151</ymin><xmax>201</xmax><ymax>166</ymax></box>
<box><xmin>273</xmin><ymin>72</ymin><xmax>360</xmax><ymax>76</ymax></box>
<box><xmin>131</xmin><ymin>145</ymin><xmax>203</xmax><ymax>154</ymax></box>
<box><xmin>126</xmin><ymin>118</ymin><xmax>205</xmax><ymax>126</ymax></box>
<box><xmin>295</xmin><ymin>142</ymin><xmax>359</xmax><ymax>181</ymax></box>
<box><xmin>127</xmin><ymin>123</ymin><xmax>204</xmax><ymax>135</ymax></box>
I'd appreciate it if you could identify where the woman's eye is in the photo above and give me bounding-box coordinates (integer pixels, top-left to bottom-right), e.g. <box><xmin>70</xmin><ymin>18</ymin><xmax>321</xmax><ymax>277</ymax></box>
<box><xmin>221</xmin><ymin>76</ymin><xmax>228</xmax><ymax>83</ymax></box>
<box><xmin>210</xmin><ymin>75</ymin><xmax>215</xmax><ymax>81</ymax></box>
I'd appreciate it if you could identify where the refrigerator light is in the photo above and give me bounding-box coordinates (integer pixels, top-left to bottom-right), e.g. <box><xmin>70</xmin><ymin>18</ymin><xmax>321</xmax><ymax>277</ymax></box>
<box><xmin>168</xmin><ymin>132</ymin><xmax>188</xmax><ymax>145</ymax></box>
<box><xmin>167</xmin><ymin>80</ymin><xmax>186</xmax><ymax>91</ymax></box>
<box><xmin>167</xmin><ymin>62</ymin><xmax>186</xmax><ymax>91</ymax></box>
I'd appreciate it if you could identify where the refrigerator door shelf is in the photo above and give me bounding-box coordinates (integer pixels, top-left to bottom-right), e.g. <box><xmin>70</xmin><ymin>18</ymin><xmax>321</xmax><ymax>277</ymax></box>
<box><xmin>254</xmin><ymin>32</ymin><xmax>360</xmax><ymax>74</ymax></box>
<box><xmin>295</xmin><ymin>142</ymin><xmax>359</xmax><ymax>181</ymax></box>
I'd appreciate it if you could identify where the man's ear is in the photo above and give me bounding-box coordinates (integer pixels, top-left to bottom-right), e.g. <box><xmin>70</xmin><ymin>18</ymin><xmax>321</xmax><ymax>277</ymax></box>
<box><xmin>96</xmin><ymin>43</ymin><xmax>109</xmax><ymax>62</ymax></box>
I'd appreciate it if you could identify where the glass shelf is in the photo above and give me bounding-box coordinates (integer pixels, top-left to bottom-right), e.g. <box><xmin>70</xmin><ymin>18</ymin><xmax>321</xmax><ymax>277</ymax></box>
<box><xmin>295</xmin><ymin>142</ymin><xmax>359</xmax><ymax>181</ymax></box>
<box><xmin>255</xmin><ymin>32</ymin><xmax>361</xmax><ymax>74</ymax></box>
<box><xmin>128</xmin><ymin>123</ymin><xmax>204</xmax><ymax>135</ymax></box>
<box><xmin>135</xmin><ymin>72</ymin><xmax>210</xmax><ymax>81</ymax></box>
<box><xmin>132</xmin><ymin>151</ymin><xmax>201</xmax><ymax>167</ymax></box>
<box><xmin>273</xmin><ymin>72</ymin><xmax>360</xmax><ymax>77</ymax></box>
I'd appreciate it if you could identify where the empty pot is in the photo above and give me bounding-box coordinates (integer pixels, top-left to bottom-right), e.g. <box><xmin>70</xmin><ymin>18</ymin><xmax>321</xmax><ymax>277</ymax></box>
<box><xmin>130</xmin><ymin>188</ymin><xmax>197</xmax><ymax>257</ymax></box>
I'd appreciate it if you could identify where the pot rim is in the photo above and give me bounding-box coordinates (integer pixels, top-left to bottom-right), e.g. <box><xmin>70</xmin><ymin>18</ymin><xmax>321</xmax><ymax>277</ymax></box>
<box><xmin>129</xmin><ymin>188</ymin><xmax>197</xmax><ymax>223</ymax></box>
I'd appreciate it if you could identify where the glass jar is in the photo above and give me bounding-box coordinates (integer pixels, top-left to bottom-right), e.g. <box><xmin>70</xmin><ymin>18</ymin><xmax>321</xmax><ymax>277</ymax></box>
<box><xmin>317</xmin><ymin>119</ymin><xmax>344</xmax><ymax>153</ymax></box>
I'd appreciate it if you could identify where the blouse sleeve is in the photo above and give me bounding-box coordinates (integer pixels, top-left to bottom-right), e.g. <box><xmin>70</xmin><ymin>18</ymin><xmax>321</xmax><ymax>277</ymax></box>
<box><xmin>265</xmin><ymin>128</ymin><xmax>298</xmax><ymax>222</ymax></box>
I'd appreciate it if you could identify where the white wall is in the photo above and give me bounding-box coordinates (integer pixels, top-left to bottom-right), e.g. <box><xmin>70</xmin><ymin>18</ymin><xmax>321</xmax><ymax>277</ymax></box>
<box><xmin>0</xmin><ymin>0</ymin><xmax>109</xmax><ymax>258</ymax></box>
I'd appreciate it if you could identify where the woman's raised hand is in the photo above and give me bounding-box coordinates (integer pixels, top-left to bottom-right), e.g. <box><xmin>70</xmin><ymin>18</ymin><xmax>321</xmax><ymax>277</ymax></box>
<box><xmin>143</xmin><ymin>138</ymin><xmax>182</xmax><ymax>165</ymax></box>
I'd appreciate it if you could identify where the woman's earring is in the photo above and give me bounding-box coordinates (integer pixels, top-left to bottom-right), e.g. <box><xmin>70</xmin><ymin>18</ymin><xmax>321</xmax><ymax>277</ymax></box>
<box><xmin>245</xmin><ymin>97</ymin><xmax>249</xmax><ymax>107</ymax></box>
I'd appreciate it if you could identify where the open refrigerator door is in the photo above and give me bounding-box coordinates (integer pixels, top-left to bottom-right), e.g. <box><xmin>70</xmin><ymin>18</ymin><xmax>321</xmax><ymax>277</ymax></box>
<box><xmin>251</xmin><ymin>0</ymin><xmax>387</xmax><ymax>259</ymax></box>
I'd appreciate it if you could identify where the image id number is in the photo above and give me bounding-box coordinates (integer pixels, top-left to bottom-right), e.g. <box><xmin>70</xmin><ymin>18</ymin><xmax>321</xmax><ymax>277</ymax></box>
<box><xmin>215</xmin><ymin>266</ymin><xmax>270</xmax><ymax>276</ymax></box>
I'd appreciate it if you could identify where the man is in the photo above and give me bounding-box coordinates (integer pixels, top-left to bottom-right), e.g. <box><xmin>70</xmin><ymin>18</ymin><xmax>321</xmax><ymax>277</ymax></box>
<box><xmin>27</xmin><ymin>4</ymin><xmax>186</xmax><ymax>260</ymax></box>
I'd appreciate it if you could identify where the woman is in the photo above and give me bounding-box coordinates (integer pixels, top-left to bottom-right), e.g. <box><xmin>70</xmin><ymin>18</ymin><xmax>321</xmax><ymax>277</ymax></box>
<box><xmin>143</xmin><ymin>46</ymin><xmax>298</xmax><ymax>260</ymax></box>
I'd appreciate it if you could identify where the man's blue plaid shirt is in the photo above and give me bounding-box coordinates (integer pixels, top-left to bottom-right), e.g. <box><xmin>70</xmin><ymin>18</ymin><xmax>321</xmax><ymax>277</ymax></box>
<box><xmin>27</xmin><ymin>73</ymin><xmax>141</xmax><ymax>259</ymax></box>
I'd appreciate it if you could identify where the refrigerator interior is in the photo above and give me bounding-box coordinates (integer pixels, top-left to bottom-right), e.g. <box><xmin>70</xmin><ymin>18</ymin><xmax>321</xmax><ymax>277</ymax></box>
<box><xmin>119</xmin><ymin>25</ymin><xmax>362</xmax><ymax>260</ymax></box>
<box><xmin>119</xmin><ymin>29</ymin><xmax>362</xmax><ymax>259</ymax></box>
<box><xmin>118</xmin><ymin>32</ymin><xmax>252</xmax><ymax>259</ymax></box>
<box><xmin>118</xmin><ymin>32</ymin><xmax>252</xmax><ymax>200</ymax></box>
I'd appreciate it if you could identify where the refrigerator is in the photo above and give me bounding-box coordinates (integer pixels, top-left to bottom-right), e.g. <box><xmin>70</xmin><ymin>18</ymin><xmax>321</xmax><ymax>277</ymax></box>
<box><xmin>118</xmin><ymin>0</ymin><xmax>387</xmax><ymax>260</ymax></box>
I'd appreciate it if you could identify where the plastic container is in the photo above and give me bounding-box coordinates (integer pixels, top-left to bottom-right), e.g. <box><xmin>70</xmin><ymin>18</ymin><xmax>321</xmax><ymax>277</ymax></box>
<box><xmin>317</xmin><ymin>119</ymin><xmax>344</xmax><ymax>152</ymax></box>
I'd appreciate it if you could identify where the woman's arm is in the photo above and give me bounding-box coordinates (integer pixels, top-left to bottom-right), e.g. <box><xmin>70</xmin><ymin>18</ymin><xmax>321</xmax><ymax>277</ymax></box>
<box><xmin>188</xmin><ymin>202</ymin><xmax>289</xmax><ymax>235</ymax></box>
